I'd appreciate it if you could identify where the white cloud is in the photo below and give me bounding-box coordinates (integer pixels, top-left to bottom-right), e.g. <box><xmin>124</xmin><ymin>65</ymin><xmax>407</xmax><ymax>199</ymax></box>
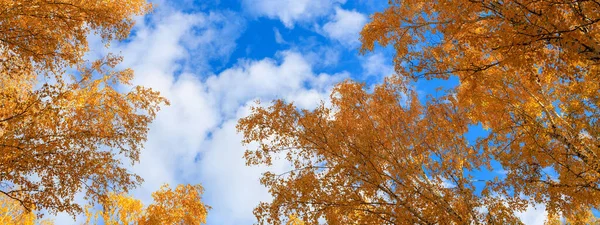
<box><xmin>516</xmin><ymin>204</ymin><xmax>548</xmax><ymax>225</ymax></box>
<box><xmin>48</xmin><ymin>6</ymin><xmax>242</xmax><ymax>224</ymax></box>
<box><xmin>111</xmin><ymin>10</ymin><xmax>238</xmax><ymax>200</ymax></box>
<box><xmin>243</xmin><ymin>0</ymin><xmax>346</xmax><ymax>28</ymax></box>
<box><xmin>205</xmin><ymin>51</ymin><xmax>345</xmax><ymax>116</ymax></box>
<box><xmin>197</xmin><ymin>115</ymin><xmax>289</xmax><ymax>224</ymax></box>
<box><xmin>125</xmin><ymin>30</ymin><xmax>345</xmax><ymax>223</ymax></box>
<box><xmin>305</xmin><ymin>46</ymin><xmax>341</xmax><ymax>68</ymax></box>
<box><xmin>321</xmin><ymin>7</ymin><xmax>367</xmax><ymax>47</ymax></box>
<box><xmin>194</xmin><ymin>53</ymin><xmax>344</xmax><ymax>224</ymax></box>
<box><xmin>192</xmin><ymin>52</ymin><xmax>344</xmax><ymax>224</ymax></box>
<box><xmin>361</xmin><ymin>53</ymin><xmax>395</xmax><ymax>78</ymax></box>
<box><xmin>287</xmin><ymin>36</ymin><xmax>342</xmax><ymax>69</ymax></box>
<box><xmin>273</xmin><ymin>27</ymin><xmax>287</xmax><ymax>44</ymax></box>
<box><xmin>51</xmin><ymin>6</ymin><xmax>346</xmax><ymax>224</ymax></box>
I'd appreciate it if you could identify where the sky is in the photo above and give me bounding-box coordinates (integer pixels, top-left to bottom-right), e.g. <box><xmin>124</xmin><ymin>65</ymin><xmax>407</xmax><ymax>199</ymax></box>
<box><xmin>51</xmin><ymin>0</ymin><xmax>547</xmax><ymax>224</ymax></box>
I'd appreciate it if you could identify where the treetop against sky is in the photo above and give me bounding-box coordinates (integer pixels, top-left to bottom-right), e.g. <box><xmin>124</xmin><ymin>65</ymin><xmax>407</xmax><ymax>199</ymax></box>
<box><xmin>1</xmin><ymin>0</ymin><xmax>599</xmax><ymax>224</ymax></box>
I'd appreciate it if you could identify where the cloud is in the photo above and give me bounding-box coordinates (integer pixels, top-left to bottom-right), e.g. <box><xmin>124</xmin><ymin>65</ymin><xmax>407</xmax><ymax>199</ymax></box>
<box><xmin>273</xmin><ymin>27</ymin><xmax>287</xmax><ymax>44</ymax></box>
<box><xmin>287</xmin><ymin>36</ymin><xmax>341</xmax><ymax>69</ymax></box>
<box><xmin>194</xmin><ymin>52</ymin><xmax>346</xmax><ymax>224</ymax></box>
<box><xmin>205</xmin><ymin>51</ymin><xmax>345</xmax><ymax>116</ymax></box>
<box><xmin>117</xmin><ymin>10</ymin><xmax>245</xmax><ymax>75</ymax></box>
<box><xmin>112</xmin><ymin>9</ymin><xmax>242</xmax><ymax>201</ymax></box>
<box><xmin>196</xmin><ymin>115</ymin><xmax>287</xmax><ymax>225</ymax></box>
<box><xmin>243</xmin><ymin>0</ymin><xmax>346</xmax><ymax>28</ymax></box>
<box><xmin>361</xmin><ymin>52</ymin><xmax>395</xmax><ymax>78</ymax></box>
<box><xmin>48</xmin><ymin>6</ymin><xmax>243</xmax><ymax>224</ymax></box>
<box><xmin>52</xmin><ymin>4</ymin><xmax>347</xmax><ymax>223</ymax></box>
<box><xmin>516</xmin><ymin>204</ymin><xmax>548</xmax><ymax>225</ymax></box>
<box><xmin>321</xmin><ymin>7</ymin><xmax>367</xmax><ymax>47</ymax></box>
<box><xmin>123</xmin><ymin>23</ymin><xmax>345</xmax><ymax>223</ymax></box>
<box><xmin>179</xmin><ymin>11</ymin><xmax>246</xmax><ymax>72</ymax></box>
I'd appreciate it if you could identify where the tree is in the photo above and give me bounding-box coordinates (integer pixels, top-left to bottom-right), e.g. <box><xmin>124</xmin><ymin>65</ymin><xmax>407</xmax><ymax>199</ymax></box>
<box><xmin>143</xmin><ymin>184</ymin><xmax>209</xmax><ymax>225</ymax></box>
<box><xmin>239</xmin><ymin>0</ymin><xmax>600</xmax><ymax>223</ymax></box>
<box><xmin>0</xmin><ymin>0</ymin><xmax>167</xmax><ymax>216</ymax></box>
<box><xmin>360</xmin><ymin>0</ymin><xmax>600</xmax><ymax>221</ymax></box>
<box><xmin>85</xmin><ymin>184</ymin><xmax>209</xmax><ymax>225</ymax></box>
<box><xmin>239</xmin><ymin>77</ymin><xmax>522</xmax><ymax>224</ymax></box>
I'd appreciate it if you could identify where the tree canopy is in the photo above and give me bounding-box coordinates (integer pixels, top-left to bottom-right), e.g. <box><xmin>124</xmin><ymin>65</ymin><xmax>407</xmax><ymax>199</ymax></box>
<box><xmin>239</xmin><ymin>0</ymin><xmax>600</xmax><ymax>224</ymax></box>
<box><xmin>0</xmin><ymin>0</ymin><xmax>167</xmax><ymax>216</ymax></box>
<box><xmin>3</xmin><ymin>0</ymin><xmax>599</xmax><ymax>223</ymax></box>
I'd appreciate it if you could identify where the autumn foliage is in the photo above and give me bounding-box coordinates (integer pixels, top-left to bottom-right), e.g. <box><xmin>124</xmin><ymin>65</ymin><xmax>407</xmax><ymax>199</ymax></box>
<box><xmin>0</xmin><ymin>0</ymin><xmax>167</xmax><ymax>216</ymax></box>
<box><xmin>85</xmin><ymin>184</ymin><xmax>209</xmax><ymax>225</ymax></box>
<box><xmin>0</xmin><ymin>184</ymin><xmax>208</xmax><ymax>225</ymax></box>
<box><xmin>0</xmin><ymin>0</ymin><xmax>215</xmax><ymax>224</ymax></box>
<box><xmin>361</xmin><ymin>0</ymin><xmax>600</xmax><ymax>221</ymax></box>
<box><xmin>2</xmin><ymin>0</ymin><xmax>600</xmax><ymax>223</ymax></box>
<box><xmin>239</xmin><ymin>77</ymin><xmax>498</xmax><ymax>224</ymax></box>
<box><xmin>239</xmin><ymin>0</ymin><xmax>600</xmax><ymax>224</ymax></box>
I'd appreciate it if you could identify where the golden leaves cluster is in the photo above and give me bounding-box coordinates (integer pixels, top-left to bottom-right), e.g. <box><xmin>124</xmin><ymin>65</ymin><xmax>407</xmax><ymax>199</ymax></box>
<box><xmin>240</xmin><ymin>0</ymin><xmax>600</xmax><ymax>223</ymax></box>
<box><xmin>0</xmin><ymin>195</ymin><xmax>54</xmax><ymax>225</ymax></box>
<box><xmin>85</xmin><ymin>184</ymin><xmax>209</xmax><ymax>225</ymax></box>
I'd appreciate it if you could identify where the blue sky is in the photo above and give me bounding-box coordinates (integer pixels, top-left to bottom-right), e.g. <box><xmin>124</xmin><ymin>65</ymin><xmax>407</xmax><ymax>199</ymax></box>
<box><xmin>51</xmin><ymin>0</ymin><xmax>548</xmax><ymax>224</ymax></box>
